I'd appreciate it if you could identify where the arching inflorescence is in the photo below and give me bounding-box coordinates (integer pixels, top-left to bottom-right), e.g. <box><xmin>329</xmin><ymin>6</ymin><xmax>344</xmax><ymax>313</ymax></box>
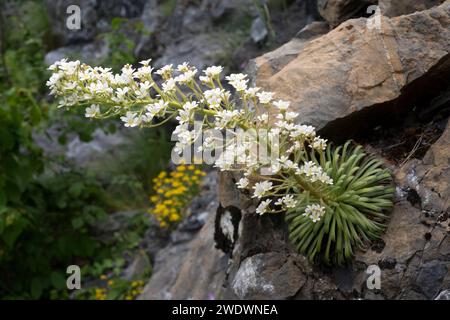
<box><xmin>47</xmin><ymin>59</ymin><xmax>394</xmax><ymax>264</ymax></box>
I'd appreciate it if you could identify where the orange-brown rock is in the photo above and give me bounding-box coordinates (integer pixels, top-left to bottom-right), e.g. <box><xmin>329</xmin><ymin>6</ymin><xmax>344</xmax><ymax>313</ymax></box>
<box><xmin>250</xmin><ymin>2</ymin><xmax>450</xmax><ymax>135</ymax></box>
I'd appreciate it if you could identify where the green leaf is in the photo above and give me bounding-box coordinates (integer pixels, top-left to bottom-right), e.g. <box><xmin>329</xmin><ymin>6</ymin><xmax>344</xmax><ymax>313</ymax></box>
<box><xmin>68</xmin><ymin>182</ymin><xmax>84</xmax><ymax>197</ymax></box>
<box><xmin>286</xmin><ymin>141</ymin><xmax>394</xmax><ymax>265</ymax></box>
<box><xmin>71</xmin><ymin>217</ymin><xmax>84</xmax><ymax>229</ymax></box>
<box><xmin>2</xmin><ymin>217</ymin><xmax>27</xmax><ymax>248</ymax></box>
<box><xmin>30</xmin><ymin>278</ymin><xmax>44</xmax><ymax>299</ymax></box>
<box><xmin>50</xmin><ymin>272</ymin><xmax>66</xmax><ymax>289</ymax></box>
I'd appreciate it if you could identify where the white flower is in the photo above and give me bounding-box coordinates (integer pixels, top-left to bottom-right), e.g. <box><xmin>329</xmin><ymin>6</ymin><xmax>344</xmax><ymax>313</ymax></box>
<box><xmin>257</xmin><ymin>114</ymin><xmax>268</xmax><ymax>122</ymax></box>
<box><xmin>278</xmin><ymin>156</ymin><xmax>297</xmax><ymax>170</ymax></box>
<box><xmin>268</xmin><ymin>128</ymin><xmax>281</xmax><ymax>139</ymax></box>
<box><xmin>270</xmin><ymin>161</ymin><xmax>281</xmax><ymax>174</ymax></box>
<box><xmin>162</xmin><ymin>79</ymin><xmax>176</xmax><ymax>93</ymax></box>
<box><xmin>85</xmin><ymin>104</ymin><xmax>100</xmax><ymax>118</ymax></box>
<box><xmin>113</xmin><ymin>73</ymin><xmax>130</xmax><ymax>85</ymax></box>
<box><xmin>257</xmin><ymin>91</ymin><xmax>274</xmax><ymax>104</ymax></box>
<box><xmin>275</xmin><ymin>120</ymin><xmax>296</xmax><ymax>132</ymax></box>
<box><xmin>137</xmin><ymin>81</ymin><xmax>153</xmax><ymax>98</ymax></box>
<box><xmin>46</xmin><ymin>60</ymin><xmax>338</xmax><ymax>217</ymax></box>
<box><xmin>176</xmin><ymin>109</ymin><xmax>191</xmax><ymax>124</ymax></box>
<box><xmin>178</xmin><ymin>130</ymin><xmax>195</xmax><ymax>144</ymax></box>
<box><xmin>204</xmin><ymin>88</ymin><xmax>225</xmax><ymax>109</ymax></box>
<box><xmin>146</xmin><ymin>100</ymin><xmax>168</xmax><ymax>117</ymax></box>
<box><xmin>311</xmin><ymin>137</ymin><xmax>327</xmax><ymax>151</ymax></box>
<box><xmin>174</xmin><ymin>142</ymin><xmax>185</xmax><ymax>155</ymax></box>
<box><xmin>273</xmin><ymin>100</ymin><xmax>290</xmax><ymax>111</ymax></box>
<box><xmin>56</xmin><ymin>59</ymin><xmax>80</xmax><ymax>74</ymax></box>
<box><xmin>290</xmin><ymin>125</ymin><xmax>316</xmax><ymax>139</ymax></box>
<box><xmin>156</xmin><ymin>64</ymin><xmax>173</xmax><ymax>78</ymax></box>
<box><xmin>48</xmin><ymin>58</ymin><xmax>67</xmax><ymax>71</ymax></box>
<box><xmin>134</xmin><ymin>66</ymin><xmax>154</xmax><ymax>79</ymax></box>
<box><xmin>173</xmin><ymin>127</ymin><xmax>195</xmax><ymax>155</ymax></box>
<box><xmin>198</xmin><ymin>136</ymin><xmax>217</xmax><ymax>152</ymax></box>
<box><xmin>183</xmin><ymin>101</ymin><xmax>198</xmax><ymax>111</ymax></box>
<box><xmin>214</xmin><ymin>110</ymin><xmax>240</xmax><ymax>129</ymax></box>
<box><xmin>298</xmin><ymin>161</ymin><xmax>321</xmax><ymax>178</ymax></box>
<box><xmin>175</xmin><ymin>69</ymin><xmax>197</xmax><ymax>84</ymax></box>
<box><xmin>115</xmin><ymin>87</ymin><xmax>129</xmax><ymax>100</ymax></box>
<box><xmin>303</xmin><ymin>204</ymin><xmax>326</xmax><ymax>223</ymax></box>
<box><xmin>140</xmin><ymin>59</ymin><xmax>152</xmax><ymax>66</ymax></box>
<box><xmin>199</xmin><ymin>75</ymin><xmax>212</xmax><ymax>84</ymax></box>
<box><xmin>177</xmin><ymin>62</ymin><xmax>190</xmax><ymax>72</ymax></box>
<box><xmin>121</xmin><ymin>64</ymin><xmax>135</xmax><ymax>79</ymax></box>
<box><xmin>214</xmin><ymin>149</ymin><xmax>235</xmax><ymax>171</ymax></box>
<box><xmin>256</xmin><ymin>199</ymin><xmax>272</xmax><ymax>215</ymax></box>
<box><xmin>297</xmin><ymin>161</ymin><xmax>333</xmax><ymax>185</ymax></box>
<box><xmin>236</xmin><ymin>177</ymin><xmax>249</xmax><ymax>189</ymax></box>
<box><xmin>252</xmin><ymin>181</ymin><xmax>273</xmax><ymax>198</ymax></box>
<box><xmin>204</xmin><ymin>66</ymin><xmax>223</xmax><ymax>77</ymax></box>
<box><xmin>225</xmin><ymin>73</ymin><xmax>246</xmax><ymax>83</ymax></box>
<box><xmin>226</xmin><ymin>74</ymin><xmax>248</xmax><ymax>92</ymax></box>
<box><xmin>230</xmin><ymin>79</ymin><xmax>248</xmax><ymax>92</ymax></box>
<box><xmin>175</xmin><ymin>101</ymin><xmax>198</xmax><ymax>124</ymax></box>
<box><xmin>275</xmin><ymin>195</ymin><xmax>298</xmax><ymax>209</ymax></box>
<box><xmin>142</xmin><ymin>113</ymin><xmax>154</xmax><ymax>123</ymax></box>
<box><xmin>88</xmin><ymin>81</ymin><xmax>112</xmax><ymax>94</ymax></box>
<box><xmin>46</xmin><ymin>73</ymin><xmax>61</xmax><ymax>89</ymax></box>
<box><xmin>120</xmin><ymin>111</ymin><xmax>140</xmax><ymax>127</ymax></box>
<box><xmin>245</xmin><ymin>87</ymin><xmax>260</xmax><ymax>97</ymax></box>
<box><xmin>320</xmin><ymin>174</ymin><xmax>333</xmax><ymax>185</ymax></box>
<box><xmin>285</xmin><ymin>112</ymin><xmax>299</xmax><ymax>121</ymax></box>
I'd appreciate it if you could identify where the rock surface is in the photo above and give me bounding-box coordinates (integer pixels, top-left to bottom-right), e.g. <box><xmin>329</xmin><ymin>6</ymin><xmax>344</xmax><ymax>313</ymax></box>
<box><xmin>137</xmin><ymin>2</ymin><xmax>449</xmax><ymax>300</ymax></box>
<box><xmin>317</xmin><ymin>0</ymin><xmax>376</xmax><ymax>28</ymax></box>
<box><xmin>44</xmin><ymin>0</ymin><xmax>320</xmax><ymax>72</ymax></box>
<box><xmin>249</xmin><ymin>2</ymin><xmax>450</xmax><ymax>139</ymax></box>
<box><xmin>45</xmin><ymin>0</ymin><xmax>146</xmax><ymax>46</ymax></box>
<box><xmin>354</xmin><ymin>118</ymin><xmax>450</xmax><ymax>299</ymax></box>
<box><xmin>217</xmin><ymin>3</ymin><xmax>450</xmax><ymax>300</ymax></box>
<box><xmin>379</xmin><ymin>0</ymin><xmax>445</xmax><ymax>17</ymax></box>
<box><xmin>139</xmin><ymin>172</ymin><xmax>228</xmax><ymax>300</ymax></box>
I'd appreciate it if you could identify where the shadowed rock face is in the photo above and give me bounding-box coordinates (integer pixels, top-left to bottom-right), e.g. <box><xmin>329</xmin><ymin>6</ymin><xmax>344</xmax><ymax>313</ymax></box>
<box><xmin>317</xmin><ymin>0</ymin><xmax>376</xmax><ymax>28</ymax></box>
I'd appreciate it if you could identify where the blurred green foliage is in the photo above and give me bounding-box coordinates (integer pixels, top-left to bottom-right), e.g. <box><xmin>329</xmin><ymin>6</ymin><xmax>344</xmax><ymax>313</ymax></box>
<box><xmin>0</xmin><ymin>1</ymin><xmax>171</xmax><ymax>299</ymax></box>
<box><xmin>99</xmin><ymin>17</ymin><xmax>141</xmax><ymax>71</ymax></box>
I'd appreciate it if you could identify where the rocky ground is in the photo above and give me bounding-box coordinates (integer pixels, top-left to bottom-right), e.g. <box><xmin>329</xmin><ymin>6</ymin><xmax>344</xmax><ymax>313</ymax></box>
<box><xmin>44</xmin><ymin>0</ymin><xmax>320</xmax><ymax>71</ymax></box>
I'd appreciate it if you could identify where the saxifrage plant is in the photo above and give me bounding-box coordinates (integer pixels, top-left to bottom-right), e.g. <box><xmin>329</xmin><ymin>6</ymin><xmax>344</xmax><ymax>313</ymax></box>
<box><xmin>47</xmin><ymin>59</ymin><xmax>394</xmax><ymax>265</ymax></box>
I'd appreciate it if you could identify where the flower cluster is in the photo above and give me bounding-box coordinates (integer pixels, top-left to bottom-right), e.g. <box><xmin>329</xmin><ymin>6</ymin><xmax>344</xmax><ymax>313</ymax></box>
<box><xmin>149</xmin><ymin>165</ymin><xmax>206</xmax><ymax>228</ymax></box>
<box><xmin>94</xmin><ymin>275</ymin><xmax>145</xmax><ymax>300</ymax></box>
<box><xmin>47</xmin><ymin>58</ymin><xmax>332</xmax><ymax>222</ymax></box>
<box><xmin>303</xmin><ymin>204</ymin><xmax>326</xmax><ymax>223</ymax></box>
<box><xmin>94</xmin><ymin>287</ymin><xmax>107</xmax><ymax>300</ymax></box>
<box><xmin>124</xmin><ymin>280</ymin><xmax>145</xmax><ymax>300</ymax></box>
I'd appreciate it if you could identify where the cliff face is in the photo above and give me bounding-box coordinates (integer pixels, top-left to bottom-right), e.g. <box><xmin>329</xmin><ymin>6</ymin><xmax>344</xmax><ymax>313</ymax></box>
<box><xmin>219</xmin><ymin>1</ymin><xmax>450</xmax><ymax>300</ymax></box>
<box><xmin>138</xmin><ymin>1</ymin><xmax>450</xmax><ymax>300</ymax></box>
<box><xmin>44</xmin><ymin>0</ymin><xmax>319</xmax><ymax>71</ymax></box>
